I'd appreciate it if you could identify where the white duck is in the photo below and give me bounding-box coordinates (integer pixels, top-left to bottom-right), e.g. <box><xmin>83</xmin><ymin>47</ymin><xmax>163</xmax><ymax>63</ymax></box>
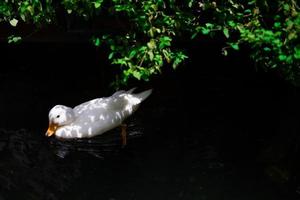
<box><xmin>45</xmin><ymin>88</ymin><xmax>152</xmax><ymax>145</ymax></box>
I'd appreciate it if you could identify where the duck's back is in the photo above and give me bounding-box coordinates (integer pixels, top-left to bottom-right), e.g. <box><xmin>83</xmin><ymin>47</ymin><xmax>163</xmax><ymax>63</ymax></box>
<box><xmin>69</xmin><ymin>94</ymin><xmax>134</xmax><ymax>137</ymax></box>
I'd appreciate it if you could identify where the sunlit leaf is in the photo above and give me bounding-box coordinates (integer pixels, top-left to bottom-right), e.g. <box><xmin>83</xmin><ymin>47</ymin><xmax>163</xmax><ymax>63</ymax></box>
<box><xmin>205</xmin><ymin>23</ymin><xmax>213</xmax><ymax>28</ymax></box>
<box><xmin>147</xmin><ymin>39</ymin><xmax>156</xmax><ymax>49</ymax></box>
<box><xmin>148</xmin><ymin>51</ymin><xmax>154</xmax><ymax>61</ymax></box>
<box><xmin>93</xmin><ymin>0</ymin><xmax>103</xmax><ymax>9</ymax></box>
<box><xmin>108</xmin><ymin>52</ymin><xmax>114</xmax><ymax>59</ymax></box>
<box><xmin>159</xmin><ymin>36</ymin><xmax>172</xmax><ymax>49</ymax></box>
<box><xmin>8</xmin><ymin>35</ymin><xmax>22</xmax><ymax>43</ymax></box>
<box><xmin>94</xmin><ymin>38</ymin><xmax>101</xmax><ymax>46</ymax></box>
<box><xmin>222</xmin><ymin>49</ymin><xmax>228</xmax><ymax>56</ymax></box>
<box><xmin>274</xmin><ymin>22</ymin><xmax>281</xmax><ymax>28</ymax></box>
<box><xmin>228</xmin><ymin>21</ymin><xmax>236</xmax><ymax>27</ymax></box>
<box><xmin>201</xmin><ymin>28</ymin><xmax>210</xmax><ymax>35</ymax></box>
<box><xmin>244</xmin><ymin>9</ymin><xmax>251</xmax><ymax>14</ymax></box>
<box><xmin>223</xmin><ymin>28</ymin><xmax>229</xmax><ymax>38</ymax></box>
<box><xmin>229</xmin><ymin>43</ymin><xmax>239</xmax><ymax>50</ymax></box>
<box><xmin>9</xmin><ymin>18</ymin><xmax>18</xmax><ymax>27</ymax></box>
<box><xmin>191</xmin><ymin>32</ymin><xmax>198</xmax><ymax>39</ymax></box>
<box><xmin>129</xmin><ymin>50</ymin><xmax>137</xmax><ymax>58</ymax></box>
<box><xmin>279</xmin><ymin>54</ymin><xmax>287</xmax><ymax>61</ymax></box>
<box><xmin>133</xmin><ymin>71</ymin><xmax>142</xmax><ymax>80</ymax></box>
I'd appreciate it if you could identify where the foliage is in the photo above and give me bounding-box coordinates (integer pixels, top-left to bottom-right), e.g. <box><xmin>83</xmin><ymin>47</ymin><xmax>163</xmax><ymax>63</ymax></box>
<box><xmin>0</xmin><ymin>0</ymin><xmax>54</xmax><ymax>24</ymax></box>
<box><xmin>0</xmin><ymin>0</ymin><xmax>192</xmax><ymax>87</ymax></box>
<box><xmin>0</xmin><ymin>0</ymin><xmax>300</xmax><ymax>86</ymax></box>
<box><xmin>90</xmin><ymin>0</ymin><xmax>191</xmax><ymax>86</ymax></box>
<box><xmin>191</xmin><ymin>0</ymin><xmax>300</xmax><ymax>84</ymax></box>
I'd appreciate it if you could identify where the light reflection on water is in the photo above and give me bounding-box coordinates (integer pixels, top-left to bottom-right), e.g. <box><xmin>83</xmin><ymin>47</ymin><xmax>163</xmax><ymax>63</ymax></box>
<box><xmin>0</xmin><ymin>118</ymin><xmax>144</xmax><ymax>200</ymax></box>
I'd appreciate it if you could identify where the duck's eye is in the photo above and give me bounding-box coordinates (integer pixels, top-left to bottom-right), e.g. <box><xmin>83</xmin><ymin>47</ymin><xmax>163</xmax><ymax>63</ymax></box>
<box><xmin>56</xmin><ymin>115</ymin><xmax>60</xmax><ymax>118</ymax></box>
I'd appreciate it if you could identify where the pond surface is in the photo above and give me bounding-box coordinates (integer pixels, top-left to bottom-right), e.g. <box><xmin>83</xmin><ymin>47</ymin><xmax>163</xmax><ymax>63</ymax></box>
<box><xmin>0</xmin><ymin>108</ymin><xmax>286</xmax><ymax>200</ymax></box>
<box><xmin>0</xmin><ymin>43</ymin><xmax>296</xmax><ymax>200</ymax></box>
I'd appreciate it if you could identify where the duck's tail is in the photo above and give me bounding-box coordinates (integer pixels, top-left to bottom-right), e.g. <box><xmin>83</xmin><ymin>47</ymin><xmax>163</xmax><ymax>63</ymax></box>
<box><xmin>113</xmin><ymin>87</ymin><xmax>137</xmax><ymax>96</ymax></box>
<box><xmin>127</xmin><ymin>87</ymin><xmax>137</xmax><ymax>94</ymax></box>
<box><xmin>135</xmin><ymin>89</ymin><xmax>153</xmax><ymax>102</ymax></box>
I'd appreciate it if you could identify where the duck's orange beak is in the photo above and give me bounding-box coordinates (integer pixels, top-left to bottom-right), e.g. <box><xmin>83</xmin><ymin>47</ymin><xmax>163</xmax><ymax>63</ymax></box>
<box><xmin>46</xmin><ymin>122</ymin><xmax>58</xmax><ymax>137</ymax></box>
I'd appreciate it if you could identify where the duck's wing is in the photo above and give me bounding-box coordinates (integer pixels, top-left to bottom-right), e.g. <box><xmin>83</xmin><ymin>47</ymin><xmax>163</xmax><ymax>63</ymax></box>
<box><xmin>73</xmin><ymin>98</ymin><xmax>101</xmax><ymax>116</ymax></box>
<box><xmin>73</xmin><ymin>89</ymin><xmax>151</xmax><ymax>122</ymax></box>
<box><xmin>73</xmin><ymin>96</ymin><xmax>130</xmax><ymax>120</ymax></box>
<box><xmin>66</xmin><ymin>96</ymin><xmax>130</xmax><ymax>136</ymax></box>
<box><xmin>112</xmin><ymin>90</ymin><xmax>126</xmax><ymax>96</ymax></box>
<box><xmin>111</xmin><ymin>87</ymin><xmax>136</xmax><ymax>97</ymax></box>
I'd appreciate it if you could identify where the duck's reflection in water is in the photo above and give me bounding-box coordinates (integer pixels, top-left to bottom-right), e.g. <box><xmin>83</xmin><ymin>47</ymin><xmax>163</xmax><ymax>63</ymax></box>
<box><xmin>49</xmin><ymin>118</ymin><xmax>144</xmax><ymax>159</ymax></box>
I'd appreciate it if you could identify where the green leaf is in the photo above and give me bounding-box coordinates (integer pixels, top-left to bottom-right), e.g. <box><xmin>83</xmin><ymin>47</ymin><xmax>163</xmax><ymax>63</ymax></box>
<box><xmin>201</xmin><ymin>28</ymin><xmax>210</xmax><ymax>35</ymax></box>
<box><xmin>94</xmin><ymin>2</ymin><xmax>101</xmax><ymax>8</ymax></box>
<box><xmin>108</xmin><ymin>52</ymin><xmax>114</xmax><ymax>60</ymax></box>
<box><xmin>112</xmin><ymin>58</ymin><xmax>127</xmax><ymax>65</ymax></box>
<box><xmin>162</xmin><ymin>49</ymin><xmax>170</xmax><ymax>63</ymax></box>
<box><xmin>8</xmin><ymin>35</ymin><xmax>22</xmax><ymax>43</ymax></box>
<box><xmin>278</xmin><ymin>54</ymin><xmax>287</xmax><ymax>61</ymax></box>
<box><xmin>94</xmin><ymin>38</ymin><xmax>101</xmax><ymax>46</ymax></box>
<box><xmin>244</xmin><ymin>9</ymin><xmax>251</xmax><ymax>14</ymax></box>
<box><xmin>286</xmin><ymin>20</ymin><xmax>293</xmax><ymax>28</ymax></box>
<box><xmin>222</xmin><ymin>49</ymin><xmax>228</xmax><ymax>56</ymax></box>
<box><xmin>294</xmin><ymin>47</ymin><xmax>300</xmax><ymax>59</ymax></box>
<box><xmin>129</xmin><ymin>50</ymin><xmax>137</xmax><ymax>58</ymax></box>
<box><xmin>270</xmin><ymin>64</ymin><xmax>277</xmax><ymax>69</ymax></box>
<box><xmin>148</xmin><ymin>50</ymin><xmax>154</xmax><ymax>61</ymax></box>
<box><xmin>102</xmin><ymin>35</ymin><xmax>109</xmax><ymax>39</ymax></box>
<box><xmin>288</xmin><ymin>32</ymin><xmax>297</xmax><ymax>40</ymax></box>
<box><xmin>172</xmin><ymin>62</ymin><xmax>178</xmax><ymax>69</ymax></box>
<box><xmin>248</xmin><ymin>1</ymin><xmax>255</xmax><ymax>5</ymax></box>
<box><xmin>223</xmin><ymin>28</ymin><xmax>229</xmax><ymax>38</ymax></box>
<box><xmin>9</xmin><ymin>18</ymin><xmax>18</xmax><ymax>27</ymax></box>
<box><xmin>139</xmin><ymin>46</ymin><xmax>147</xmax><ymax>53</ymax></box>
<box><xmin>229</xmin><ymin>43</ymin><xmax>239</xmax><ymax>50</ymax></box>
<box><xmin>172</xmin><ymin>51</ymin><xmax>187</xmax><ymax>69</ymax></box>
<box><xmin>286</xmin><ymin>55</ymin><xmax>293</xmax><ymax>64</ymax></box>
<box><xmin>93</xmin><ymin>0</ymin><xmax>103</xmax><ymax>8</ymax></box>
<box><xmin>133</xmin><ymin>71</ymin><xmax>142</xmax><ymax>80</ymax></box>
<box><xmin>26</xmin><ymin>5</ymin><xmax>34</xmax><ymax>15</ymax></box>
<box><xmin>159</xmin><ymin>36</ymin><xmax>172</xmax><ymax>49</ymax></box>
<box><xmin>273</xmin><ymin>22</ymin><xmax>281</xmax><ymax>28</ymax></box>
<box><xmin>191</xmin><ymin>32</ymin><xmax>198</xmax><ymax>39</ymax></box>
<box><xmin>110</xmin><ymin>45</ymin><xmax>115</xmax><ymax>50</ymax></box>
<box><xmin>274</xmin><ymin>15</ymin><xmax>281</xmax><ymax>20</ymax></box>
<box><xmin>20</xmin><ymin>14</ymin><xmax>26</xmax><ymax>21</ymax></box>
<box><xmin>205</xmin><ymin>23</ymin><xmax>214</xmax><ymax>28</ymax></box>
<box><xmin>283</xmin><ymin>3</ymin><xmax>290</xmax><ymax>11</ymax></box>
<box><xmin>147</xmin><ymin>39</ymin><xmax>156</xmax><ymax>49</ymax></box>
<box><xmin>228</xmin><ymin>20</ymin><xmax>236</xmax><ymax>27</ymax></box>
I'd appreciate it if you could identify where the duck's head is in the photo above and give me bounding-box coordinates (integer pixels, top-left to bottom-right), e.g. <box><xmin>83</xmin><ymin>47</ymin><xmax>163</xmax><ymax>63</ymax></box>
<box><xmin>46</xmin><ymin>105</ymin><xmax>75</xmax><ymax>137</ymax></box>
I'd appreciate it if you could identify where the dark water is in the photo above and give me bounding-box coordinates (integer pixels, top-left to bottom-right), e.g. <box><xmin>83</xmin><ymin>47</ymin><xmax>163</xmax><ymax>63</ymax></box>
<box><xmin>0</xmin><ymin>41</ymin><xmax>299</xmax><ymax>199</ymax></box>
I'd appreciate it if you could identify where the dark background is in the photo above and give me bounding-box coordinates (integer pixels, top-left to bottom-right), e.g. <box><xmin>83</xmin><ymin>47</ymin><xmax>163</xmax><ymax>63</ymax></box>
<box><xmin>0</xmin><ymin>34</ymin><xmax>300</xmax><ymax>200</ymax></box>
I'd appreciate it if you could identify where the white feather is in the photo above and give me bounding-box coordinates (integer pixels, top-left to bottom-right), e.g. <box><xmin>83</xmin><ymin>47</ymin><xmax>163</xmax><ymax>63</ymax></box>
<box><xmin>47</xmin><ymin>88</ymin><xmax>152</xmax><ymax>139</ymax></box>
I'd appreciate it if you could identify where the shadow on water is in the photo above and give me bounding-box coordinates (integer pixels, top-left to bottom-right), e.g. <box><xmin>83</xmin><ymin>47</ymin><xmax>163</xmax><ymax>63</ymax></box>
<box><xmin>0</xmin><ymin>118</ymin><xmax>145</xmax><ymax>200</ymax></box>
<box><xmin>0</xmin><ymin>128</ymin><xmax>80</xmax><ymax>200</ymax></box>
